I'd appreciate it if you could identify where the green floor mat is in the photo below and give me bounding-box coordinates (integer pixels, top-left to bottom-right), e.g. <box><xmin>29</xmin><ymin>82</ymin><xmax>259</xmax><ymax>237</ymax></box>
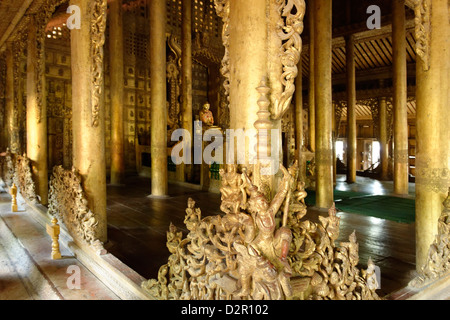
<box><xmin>304</xmin><ymin>189</ymin><xmax>368</xmax><ymax>206</ymax></box>
<box><xmin>335</xmin><ymin>195</ymin><xmax>415</xmax><ymax>224</ymax></box>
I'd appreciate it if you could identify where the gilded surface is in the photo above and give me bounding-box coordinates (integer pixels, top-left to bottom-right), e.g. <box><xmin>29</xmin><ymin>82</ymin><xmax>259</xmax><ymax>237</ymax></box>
<box><xmin>213</xmin><ymin>0</ymin><xmax>230</xmax><ymax>102</ymax></box>
<box><xmin>406</xmin><ymin>0</ymin><xmax>431</xmax><ymax>71</ymax></box>
<box><xmin>90</xmin><ymin>0</ymin><xmax>107</xmax><ymax>127</ymax></box>
<box><xmin>35</xmin><ymin>0</ymin><xmax>68</xmax><ymax>123</ymax></box>
<box><xmin>13</xmin><ymin>154</ymin><xmax>38</xmax><ymax>204</ymax></box>
<box><xmin>271</xmin><ymin>0</ymin><xmax>305</xmax><ymax>120</ymax></box>
<box><xmin>410</xmin><ymin>188</ymin><xmax>450</xmax><ymax>288</ymax></box>
<box><xmin>48</xmin><ymin>165</ymin><xmax>104</xmax><ymax>253</ymax></box>
<box><xmin>141</xmin><ymin>161</ymin><xmax>379</xmax><ymax>300</ymax></box>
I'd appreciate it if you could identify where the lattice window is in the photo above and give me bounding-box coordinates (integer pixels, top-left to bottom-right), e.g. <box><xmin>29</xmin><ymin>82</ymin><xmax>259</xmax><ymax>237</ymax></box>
<box><xmin>194</xmin><ymin>0</ymin><xmax>220</xmax><ymax>38</ymax></box>
<box><xmin>125</xmin><ymin>32</ymin><xmax>148</xmax><ymax>60</ymax></box>
<box><xmin>167</xmin><ymin>0</ymin><xmax>182</xmax><ymax>34</ymax></box>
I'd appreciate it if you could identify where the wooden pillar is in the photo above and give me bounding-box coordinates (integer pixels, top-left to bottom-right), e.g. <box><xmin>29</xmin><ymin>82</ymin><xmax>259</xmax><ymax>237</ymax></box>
<box><xmin>181</xmin><ymin>0</ymin><xmax>193</xmax><ymax>182</ymax></box>
<box><xmin>149</xmin><ymin>0</ymin><xmax>168</xmax><ymax>197</ymax></box>
<box><xmin>26</xmin><ymin>16</ymin><xmax>48</xmax><ymax>205</ymax></box>
<box><xmin>313</xmin><ymin>0</ymin><xmax>333</xmax><ymax>209</ymax></box>
<box><xmin>378</xmin><ymin>96</ymin><xmax>389</xmax><ymax>180</ymax></box>
<box><xmin>109</xmin><ymin>0</ymin><xmax>125</xmax><ymax>185</ymax></box>
<box><xmin>308</xmin><ymin>1</ymin><xmax>315</xmax><ymax>152</ymax></box>
<box><xmin>392</xmin><ymin>0</ymin><xmax>409</xmax><ymax>195</ymax></box>
<box><xmin>5</xmin><ymin>42</ymin><xmax>14</xmax><ymax>154</ymax></box>
<box><xmin>229</xmin><ymin>0</ymin><xmax>266</xmax><ymax>133</ymax></box>
<box><xmin>70</xmin><ymin>0</ymin><xmax>107</xmax><ymax>242</ymax></box>
<box><xmin>345</xmin><ymin>35</ymin><xmax>356</xmax><ymax>183</ymax></box>
<box><xmin>295</xmin><ymin>54</ymin><xmax>305</xmax><ymax>182</ymax></box>
<box><xmin>415</xmin><ymin>0</ymin><xmax>450</xmax><ymax>270</ymax></box>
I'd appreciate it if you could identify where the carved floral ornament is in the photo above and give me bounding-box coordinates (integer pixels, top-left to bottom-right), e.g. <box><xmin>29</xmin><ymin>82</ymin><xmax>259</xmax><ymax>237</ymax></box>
<box><xmin>405</xmin><ymin>0</ymin><xmax>431</xmax><ymax>71</ymax></box>
<box><xmin>48</xmin><ymin>165</ymin><xmax>105</xmax><ymax>254</ymax></box>
<box><xmin>272</xmin><ymin>0</ymin><xmax>305</xmax><ymax>120</ymax></box>
<box><xmin>90</xmin><ymin>0</ymin><xmax>108</xmax><ymax>127</ymax></box>
<box><xmin>141</xmin><ymin>161</ymin><xmax>379</xmax><ymax>300</ymax></box>
<box><xmin>410</xmin><ymin>188</ymin><xmax>450</xmax><ymax>288</ymax></box>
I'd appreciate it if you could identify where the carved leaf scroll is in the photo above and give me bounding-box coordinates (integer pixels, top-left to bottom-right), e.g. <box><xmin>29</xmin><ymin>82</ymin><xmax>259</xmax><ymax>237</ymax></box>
<box><xmin>48</xmin><ymin>166</ymin><xmax>104</xmax><ymax>253</ymax></box>
<box><xmin>271</xmin><ymin>0</ymin><xmax>305</xmax><ymax>120</ymax></box>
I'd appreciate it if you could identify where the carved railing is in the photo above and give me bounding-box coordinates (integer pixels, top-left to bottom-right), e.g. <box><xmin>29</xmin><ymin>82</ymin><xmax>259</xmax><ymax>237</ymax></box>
<box><xmin>48</xmin><ymin>165</ymin><xmax>105</xmax><ymax>254</ymax></box>
<box><xmin>13</xmin><ymin>154</ymin><xmax>38</xmax><ymax>204</ymax></box>
<box><xmin>410</xmin><ymin>188</ymin><xmax>450</xmax><ymax>288</ymax></box>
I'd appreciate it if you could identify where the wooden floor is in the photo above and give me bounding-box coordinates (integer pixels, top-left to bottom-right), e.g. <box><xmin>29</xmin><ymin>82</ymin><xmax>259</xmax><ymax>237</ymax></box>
<box><xmin>105</xmin><ymin>174</ymin><xmax>417</xmax><ymax>299</ymax></box>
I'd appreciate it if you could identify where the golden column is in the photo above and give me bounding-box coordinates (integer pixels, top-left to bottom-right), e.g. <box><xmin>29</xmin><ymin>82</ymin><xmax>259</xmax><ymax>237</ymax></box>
<box><xmin>26</xmin><ymin>16</ymin><xmax>48</xmax><ymax>205</ymax></box>
<box><xmin>5</xmin><ymin>42</ymin><xmax>15</xmax><ymax>154</ymax></box>
<box><xmin>378</xmin><ymin>96</ymin><xmax>389</xmax><ymax>181</ymax></box>
<box><xmin>228</xmin><ymin>0</ymin><xmax>266</xmax><ymax>135</ymax></box>
<box><xmin>307</xmin><ymin>1</ymin><xmax>315</xmax><ymax>152</ymax></box>
<box><xmin>70</xmin><ymin>0</ymin><xmax>108</xmax><ymax>242</ymax></box>
<box><xmin>313</xmin><ymin>0</ymin><xmax>333</xmax><ymax>209</ymax></box>
<box><xmin>415</xmin><ymin>0</ymin><xmax>450</xmax><ymax>270</ymax></box>
<box><xmin>345</xmin><ymin>35</ymin><xmax>357</xmax><ymax>183</ymax></box>
<box><xmin>181</xmin><ymin>0</ymin><xmax>193</xmax><ymax>182</ymax></box>
<box><xmin>149</xmin><ymin>0</ymin><xmax>168</xmax><ymax>197</ymax></box>
<box><xmin>295</xmin><ymin>54</ymin><xmax>305</xmax><ymax>182</ymax></box>
<box><xmin>392</xmin><ymin>0</ymin><xmax>409</xmax><ymax>195</ymax></box>
<box><xmin>109</xmin><ymin>0</ymin><xmax>125</xmax><ymax>185</ymax></box>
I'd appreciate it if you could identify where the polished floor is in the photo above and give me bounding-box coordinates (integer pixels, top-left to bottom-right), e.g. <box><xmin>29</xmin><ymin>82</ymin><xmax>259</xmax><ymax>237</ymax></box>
<box><xmin>0</xmin><ymin>183</ymin><xmax>119</xmax><ymax>300</ymax></box>
<box><xmin>106</xmin><ymin>174</ymin><xmax>417</xmax><ymax>298</ymax></box>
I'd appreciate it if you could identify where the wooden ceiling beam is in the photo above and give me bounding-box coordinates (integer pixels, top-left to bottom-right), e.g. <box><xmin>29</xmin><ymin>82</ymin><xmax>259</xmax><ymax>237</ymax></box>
<box><xmin>332</xmin><ymin>63</ymin><xmax>416</xmax><ymax>85</ymax></box>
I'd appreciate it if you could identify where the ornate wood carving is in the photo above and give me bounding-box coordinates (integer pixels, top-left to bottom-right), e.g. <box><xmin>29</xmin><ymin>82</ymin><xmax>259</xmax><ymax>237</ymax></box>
<box><xmin>1</xmin><ymin>149</ymin><xmax>15</xmax><ymax>187</ymax></box>
<box><xmin>13</xmin><ymin>154</ymin><xmax>38</xmax><ymax>204</ymax></box>
<box><xmin>213</xmin><ymin>0</ymin><xmax>230</xmax><ymax>102</ymax></box>
<box><xmin>35</xmin><ymin>0</ymin><xmax>69</xmax><ymax>123</ymax></box>
<box><xmin>333</xmin><ymin>100</ymin><xmax>345</xmax><ymax>138</ymax></box>
<box><xmin>90</xmin><ymin>0</ymin><xmax>108</xmax><ymax>127</ymax></box>
<box><xmin>48</xmin><ymin>165</ymin><xmax>105</xmax><ymax>253</ymax></box>
<box><xmin>167</xmin><ymin>35</ymin><xmax>182</xmax><ymax>144</ymax></box>
<box><xmin>364</xmin><ymin>98</ymin><xmax>380</xmax><ymax>140</ymax></box>
<box><xmin>141</xmin><ymin>161</ymin><xmax>379</xmax><ymax>300</ymax></box>
<box><xmin>271</xmin><ymin>0</ymin><xmax>305</xmax><ymax>120</ymax></box>
<box><xmin>410</xmin><ymin>189</ymin><xmax>450</xmax><ymax>288</ymax></box>
<box><xmin>405</xmin><ymin>0</ymin><xmax>431</xmax><ymax>71</ymax></box>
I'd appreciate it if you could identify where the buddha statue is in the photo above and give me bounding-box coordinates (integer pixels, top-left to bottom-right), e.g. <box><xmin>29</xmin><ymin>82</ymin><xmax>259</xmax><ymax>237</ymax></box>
<box><xmin>199</xmin><ymin>102</ymin><xmax>214</xmax><ymax>127</ymax></box>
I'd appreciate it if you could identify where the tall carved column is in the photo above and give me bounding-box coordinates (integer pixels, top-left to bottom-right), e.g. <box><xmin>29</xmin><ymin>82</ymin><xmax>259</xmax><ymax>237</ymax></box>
<box><xmin>149</xmin><ymin>0</ymin><xmax>168</xmax><ymax>197</ymax></box>
<box><xmin>26</xmin><ymin>16</ymin><xmax>48</xmax><ymax>205</ymax></box>
<box><xmin>5</xmin><ymin>42</ymin><xmax>15</xmax><ymax>153</ymax></box>
<box><xmin>181</xmin><ymin>0</ymin><xmax>193</xmax><ymax>182</ymax></box>
<box><xmin>109</xmin><ymin>0</ymin><xmax>125</xmax><ymax>185</ymax></box>
<box><xmin>392</xmin><ymin>0</ymin><xmax>409</xmax><ymax>195</ymax></box>
<box><xmin>308</xmin><ymin>1</ymin><xmax>315</xmax><ymax>152</ymax></box>
<box><xmin>345</xmin><ymin>35</ymin><xmax>356</xmax><ymax>183</ymax></box>
<box><xmin>70</xmin><ymin>0</ymin><xmax>108</xmax><ymax>242</ymax></box>
<box><xmin>378</xmin><ymin>97</ymin><xmax>389</xmax><ymax>180</ymax></box>
<box><xmin>414</xmin><ymin>0</ymin><xmax>450</xmax><ymax>270</ymax></box>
